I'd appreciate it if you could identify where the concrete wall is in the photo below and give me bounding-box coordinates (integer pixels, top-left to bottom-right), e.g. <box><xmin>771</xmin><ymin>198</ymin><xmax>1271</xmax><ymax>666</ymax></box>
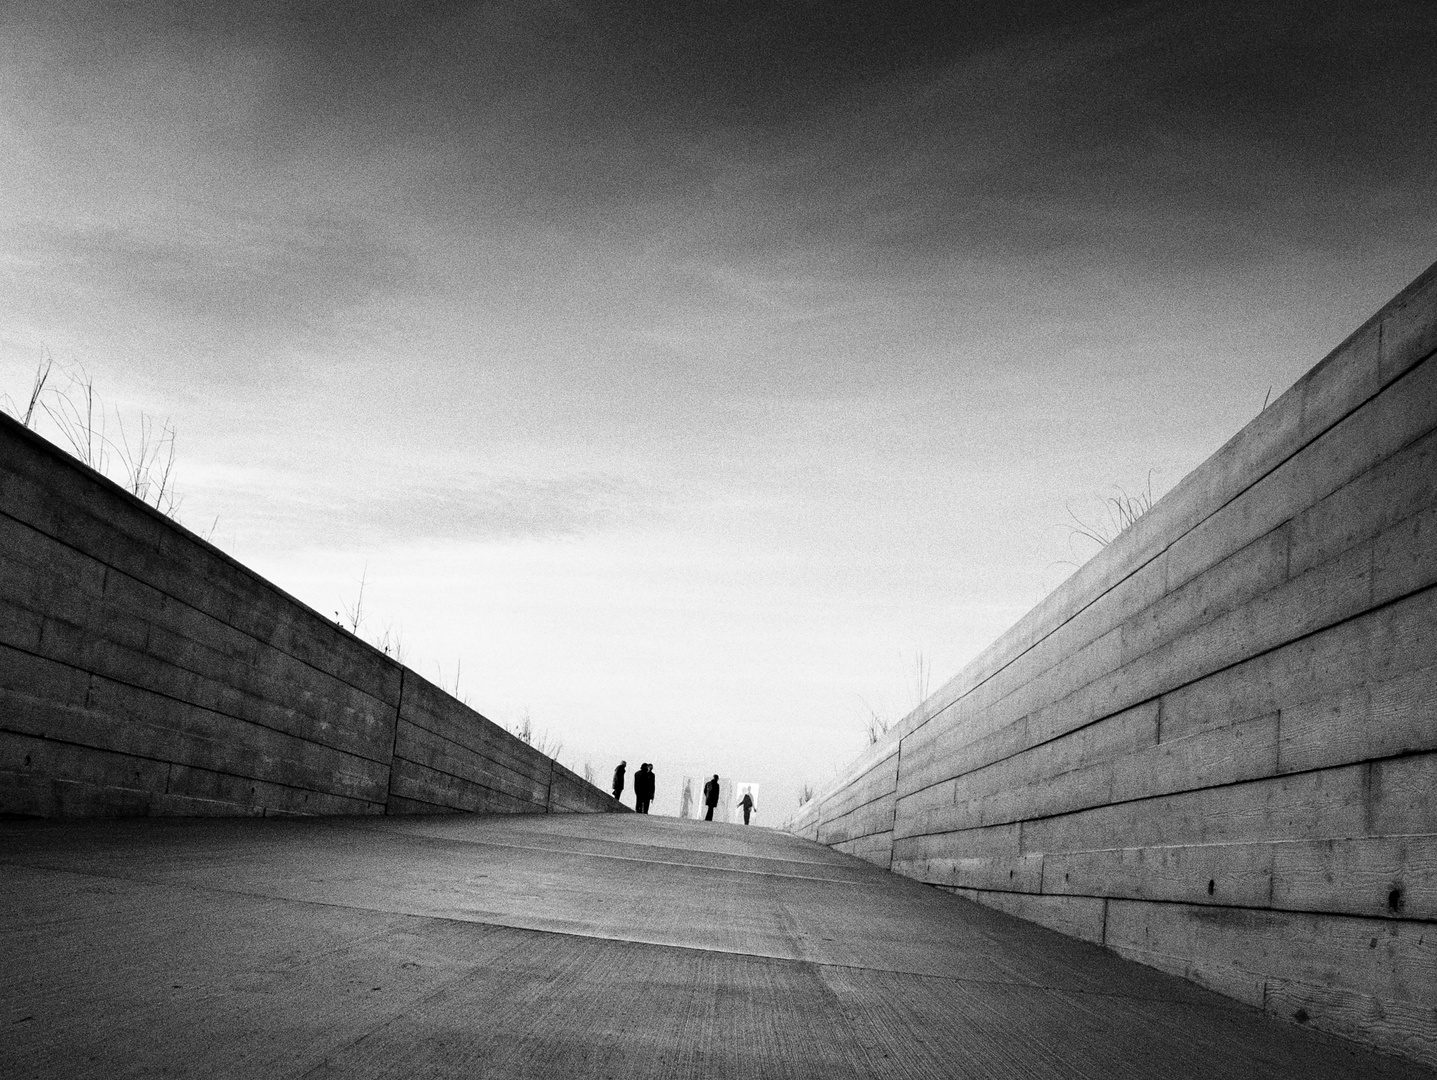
<box><xmin>789</xmin><ymin>261</ymin><xmax>1437</xmax><ymax>1066</ymax></box>
<box><xmin>0</xmin><ymin>412</ymin><xmax>619</xmax><ymax>819</ymax></box>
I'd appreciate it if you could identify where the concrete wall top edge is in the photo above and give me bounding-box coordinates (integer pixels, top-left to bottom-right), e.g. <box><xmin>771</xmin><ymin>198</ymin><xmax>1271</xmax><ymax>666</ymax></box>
<box><xmin>2</xmin><ymin>410</ymin><xmax>621</xmax><ymax>815</ymax></box>
<box><xmin>796</xmin><ymin>256</ymin><xmax>1437</xmax><ymax>816</ymax></box>
<box><xmin>0</xmin><ymin>412</ymin><xmax>407</xmax><ymax>687</ymax></box>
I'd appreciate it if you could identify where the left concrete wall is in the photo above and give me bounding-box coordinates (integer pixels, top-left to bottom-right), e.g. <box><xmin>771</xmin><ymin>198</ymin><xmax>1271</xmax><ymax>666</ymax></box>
<box><xmin>0</xmin><ymin>412</ymin><xmax>620</xmax><ymax>819</ymax></box>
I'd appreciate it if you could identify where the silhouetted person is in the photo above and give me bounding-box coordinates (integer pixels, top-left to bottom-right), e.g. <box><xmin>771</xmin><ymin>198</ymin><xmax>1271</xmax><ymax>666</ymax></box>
<box><xmin>738</xmin><ymin>791</ymin><xmax>756</xmax><ymax>825</ymax></box>
<box><xmin>612</xmin><ymin>760</ymin><xmax>627</xmax><ymax>802</ymax></box>
<box><xmin>634</xmin><ymin>763</ymin><xmax>654</xmax><ymax>813</ymax></box>
<box><xmin>703</xmin><ymin>774</ymin><xmax>719</xmax><ymax>821</ymax></box>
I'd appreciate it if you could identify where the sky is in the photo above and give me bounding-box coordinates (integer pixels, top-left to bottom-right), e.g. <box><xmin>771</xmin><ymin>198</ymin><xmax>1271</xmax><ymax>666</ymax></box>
<box><xmin>3</xmin><ymin>0</ymin><xmax>1436</xmax><ymax>819</ymax></box>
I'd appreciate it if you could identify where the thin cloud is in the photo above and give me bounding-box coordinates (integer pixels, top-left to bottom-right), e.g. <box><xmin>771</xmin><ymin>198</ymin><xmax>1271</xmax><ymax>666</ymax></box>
<box><xmin>184</xmin><ymin>462</ymin><xmax>670</xmax><ymax>547</ymax></box>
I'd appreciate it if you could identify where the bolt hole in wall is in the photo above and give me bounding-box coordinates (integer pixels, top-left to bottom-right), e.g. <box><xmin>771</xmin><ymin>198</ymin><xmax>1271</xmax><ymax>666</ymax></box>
<box><xmin>1207</xmin><ymin>879</ymin><xmax>1215</xmax><ymax>895</ymax></box>
<box><xmin>1388</xmin><ymin>887</ymin><xmax>1404</xmax><ymax>913</ymax></box>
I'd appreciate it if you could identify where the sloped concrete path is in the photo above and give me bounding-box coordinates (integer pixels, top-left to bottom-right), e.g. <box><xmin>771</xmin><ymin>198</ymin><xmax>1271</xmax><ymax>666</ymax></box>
<box><xmin>2</xmin><ymin>813</ymin><xmax>1431</xmax><ymax>1079</ymax></box>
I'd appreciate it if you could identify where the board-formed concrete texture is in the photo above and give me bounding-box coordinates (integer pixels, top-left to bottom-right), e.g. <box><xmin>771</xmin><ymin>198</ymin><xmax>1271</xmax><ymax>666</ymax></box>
<box><xmin>0</xmin><ymin>413</ymin><xmax>618</xmax><ymax>819</ymax></box>
<box><xmin>3</xmin><ymin>812</ymin><xmax>1434</xmax><ymax>1079</ymax></box>
<box><xmin>789</xmin><ymin>258</ymin><xmax>1437</xmax><ymax>1068</ymax></box>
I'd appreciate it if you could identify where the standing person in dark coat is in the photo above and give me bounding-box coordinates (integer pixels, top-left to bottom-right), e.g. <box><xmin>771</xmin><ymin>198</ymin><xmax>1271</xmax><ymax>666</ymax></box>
<box><xmin>703</xmin><ymin>774</ymin><xmax>720</xmax><ymax>821</ymax></box>
<box><xmin>635</xmin><ymin>763</ymin><xmax>655</xmax><ymax>814</ymax></box>
<box><xmin>738</xmin><ymin>791</ymin><xmax>756</xmax><ymax>825</ymax></box>
<box><xmin>612</xmin><ymin>760</ymin><xmax>627</xmax><ymax>802</ymax></box>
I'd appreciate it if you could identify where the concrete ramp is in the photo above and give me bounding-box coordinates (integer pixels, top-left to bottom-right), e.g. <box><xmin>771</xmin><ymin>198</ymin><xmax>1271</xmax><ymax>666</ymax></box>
<box><xmin>2</xmin><ymin>814</ymin><xmax>1430</xmax><ymax>1078</ymax></box>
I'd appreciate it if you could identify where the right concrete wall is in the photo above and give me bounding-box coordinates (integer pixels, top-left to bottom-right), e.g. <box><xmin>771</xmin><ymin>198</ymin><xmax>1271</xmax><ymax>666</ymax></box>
<box><xmin>790</xmin><ymin>260</ymin><xmax>1437</xmax><ymax>1067</ymax></box>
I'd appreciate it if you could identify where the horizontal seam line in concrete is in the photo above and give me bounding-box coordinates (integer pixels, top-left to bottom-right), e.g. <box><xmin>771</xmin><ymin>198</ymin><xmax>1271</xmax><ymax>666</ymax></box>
<box><xmin>888</xmin><ymin>577</ymin><xmax>1437</xmax><ymax>814</ymax></box>
<box><xmin>6</xmin><ymin>538</ymin><xmax>403</xmax><ymax>719</ymax></box>
<box><xmin>820</xmin><ymin>776</ymin><xmax>898</xmax><ymax>811</ymax></box>
<box><xmin>940</xmin><ymin>885</ymin><xmax>1437</xmax><ymax>928</ymax></box>
<box><xmin>0</xmin><ymin>732</ymin><xmax>385</xmax><ymax>807</ymax></box>
<box><xmin>0</xmin><ymin>633</ymin><xmax>396</xmax><ymax>771</ymax></box>
<box><xmin>891</xmin><ymin>347</ymin><xmax>1437</xmax><ymax>759</ymax></box>
<box><xmin>946</xmin><ymin>468</ymin><xmax>1437</xmax><ymax>765</ymax></box>
<box><xmin>894</xmin><ymin>539</ymin><xmax>1161</xmax><ymax>748</ymax></box>
<box><xmin>350</xmin><ymin>816</ymin><xmax>845</xmax><ymax>866</ymax></box>
<box><xmin>0</xmin><ymin>732</ymin><xmax>387</xmax><ymax>811</ymax></box>
<box><xmin>0</xmin><ymin>428</ymin><xmax>409</xmax><ymax>692</ymax></box>
<box><xmin>819</xmin><ymin>825</ymin><xmax>895</xmax><ymax>846</ymax></box>
<box><xmin>821</xmin><ymin>787</ymin><xmax>896</xmax><ymax>810</ymax></box>
<box><xmin>816</xmin><ymin>815</ymin><xmax>890</xmax><ymax>838</ymax></box>
<box><xmin>318</xmin><ymin>822</ymin><xmax>883</xmax><ymax>884</ymax></box>
<box><xmin>890</xmin><ymin>747</ymin><xmax>1433</xmax><ymax>844</ymax></box>
<box><xmin>0</xmin><ymin>857</ymin><xmax>1239</xmax><ymax>1007</ymax></box>
<box><xmin>914</xmin><ymin>829</ymin><xmax>1437</xmax><ymax>854</ymax></box>
<box><xmin>811</xmin><ymin>758</ymin><xmax>900</xmax><ymax>813</ymax></box>
<box><xmin>395</xmin><ymin>713</ymin><xmax>549</xmax><ymax>779</ymax></box>
<box><xmin>389</xmin><ymin>763</ymin><xmax>550</xmax><ymax>809</ymax></box>
<box><xmin>391</xmin><ymin>747</ymin><xmax>549</xmax><ymax>798</ymax></box>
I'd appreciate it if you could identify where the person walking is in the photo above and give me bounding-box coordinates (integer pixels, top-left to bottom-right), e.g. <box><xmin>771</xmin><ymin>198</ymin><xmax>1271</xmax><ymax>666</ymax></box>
<box><xmin>612</xmin><ymin>760</ymin><xmax>627</xmax><ymax>802</ymax></box>
<box><xmin>702</xmin><ymin>774</ymin><xmax>720</xmax><ymax>821</ymax></box>
<box><xmin>738</xmin><ymin>791</ymin><xmax>756</xmax><ymax>825</ymax></box>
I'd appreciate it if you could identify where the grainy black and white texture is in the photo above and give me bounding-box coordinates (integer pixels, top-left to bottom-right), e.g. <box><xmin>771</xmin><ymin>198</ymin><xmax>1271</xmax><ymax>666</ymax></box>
<box><xmin>5</xmin><ymin>2</ymin><xmax>1437</xmax><ymax>813</ymax></box>
<box><xmin>791</xmin><ymin>263</ymin><xmax>1437</xmax><ymax>1066</ymax></box>
<box><xmin>3</xmin><ymin>812</ymin><xmax>1433</xmax><ymax>1079</ymax></box>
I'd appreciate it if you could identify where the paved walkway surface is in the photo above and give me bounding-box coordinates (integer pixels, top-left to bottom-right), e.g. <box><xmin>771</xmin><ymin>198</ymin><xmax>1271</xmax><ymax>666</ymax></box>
<box><xmin>2</xmin><ymin>812</ymin><xmax>1431</xmax><ymax>1079</ymax></box>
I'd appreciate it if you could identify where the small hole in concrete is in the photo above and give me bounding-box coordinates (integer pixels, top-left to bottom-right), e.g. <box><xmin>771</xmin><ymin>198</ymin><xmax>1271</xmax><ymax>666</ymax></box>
<box><xmin>1207</xmin><ymin>879</ymin><xmax>1215</xmax><ymax>896</ymax></box>
<box><xmin>1388</xmin><ymin>887</ymin><xmax>1404</xmax><ymax>913</ymax></box>
<box><xmin>1294</xmin><ymin>1009</ymin><xmax>1309</xmax><ymax>1024</ymax></box>
<box><xmin>23</xmin><ymin>755</ymin><xmax>31</xmax><ymax>767</ymax></box>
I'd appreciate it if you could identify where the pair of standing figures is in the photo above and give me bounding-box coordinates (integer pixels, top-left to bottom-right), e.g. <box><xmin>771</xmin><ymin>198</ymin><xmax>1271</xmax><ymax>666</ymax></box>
<box><xmin>611</xmin><ymin>761</ymin><xmax>656</xmax><ymax>813</ymax></box>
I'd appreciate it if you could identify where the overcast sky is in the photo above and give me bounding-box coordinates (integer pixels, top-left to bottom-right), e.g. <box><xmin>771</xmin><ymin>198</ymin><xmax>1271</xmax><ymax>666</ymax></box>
<box><xmin>4</xmin><ymin>0</ymin><xmax>1436</xmax><ymax>817</ymax></box>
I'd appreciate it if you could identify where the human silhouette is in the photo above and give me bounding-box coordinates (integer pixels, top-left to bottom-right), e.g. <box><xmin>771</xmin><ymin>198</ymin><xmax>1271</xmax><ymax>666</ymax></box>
<box><xmin>703</xmin><ymin>774</ymin><xmax>719</xmax><ymax>821</ymax></box>
<box><xmin>612</xmin><ymin>760</ymin><xmax>627</xmax><ymax>802</ymax></box>
<box><xmin>634</xmin><ymin>763</ymin><xmax>655</xmax><ymax>814</ymax></box>
<box><xmin>738</xmin><ymin>791</ymin><xmax>756</xmax><ymax>825</ymax></box>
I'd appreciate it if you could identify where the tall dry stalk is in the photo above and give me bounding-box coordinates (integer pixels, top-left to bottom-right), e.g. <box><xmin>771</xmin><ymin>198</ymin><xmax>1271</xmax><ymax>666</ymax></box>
<box><xmin>13</xmin><ymin>352</ymin><xmax>54</xmax><ymax>428</ymax></box>
<box><xmin>115</xmin><ymin>412</ymin><xmax>181</xmax><ymax>516</ymax></box>
<box><xmin>861</xmin><ymin>697</ymin><xmax>892</xmax><ymax>746</ymax></box>
<box><xmin>510</xmin><ymin>708</ymin><xmax>562</xmax><ymax>760</ymax></box>
<box><xmin>339</xmin><ymin>566</ymin><xmax>369</xmax><ymax>634</ymax></box>
<box><xmin>1065</xmin><ymin>472</ymin><xmax>1155</xmax><ymax>550</ymax></box>
<box><xmin>42</xmin><ymin>364</ymin><xmax>108</xmax><ymax>473</ymax></box>
<box><xmin>7</xmin><ymin>355</ymin><xmax>186</xmax><ymax>519</ymax></box>
<box><xmin>911</xmin><ymin>651</ymin><xmax>931</xmax><ymax>710</ymax></box>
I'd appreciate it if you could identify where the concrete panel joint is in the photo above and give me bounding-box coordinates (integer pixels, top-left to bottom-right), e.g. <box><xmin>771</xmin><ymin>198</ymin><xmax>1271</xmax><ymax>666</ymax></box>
<box><xmin>787</xmin><ymin>259</ymin><xmax>1437</xmax><ymax>1070</ymax></box>
<box><xmin>0</xmin><ymin>412</ymin><xmax>618</xmax><ymax>823</ymax></box>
